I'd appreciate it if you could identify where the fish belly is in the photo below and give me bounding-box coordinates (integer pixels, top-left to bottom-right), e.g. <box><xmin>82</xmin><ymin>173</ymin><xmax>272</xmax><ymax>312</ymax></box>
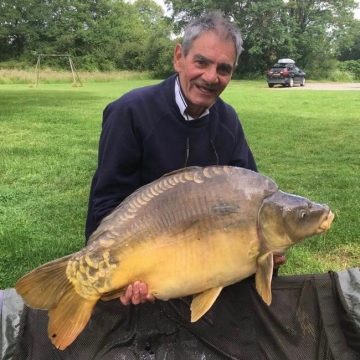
<box><xmin>109</xmin><ymin>227</ymin><xmax>259</xmax><ymax>300</ymax></box>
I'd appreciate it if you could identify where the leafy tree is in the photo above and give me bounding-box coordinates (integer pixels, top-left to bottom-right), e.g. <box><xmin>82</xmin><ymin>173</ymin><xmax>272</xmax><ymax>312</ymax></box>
<box><xmin>0</xmin><ymin>0</ymin><xmax>171</xmax><ymax>70</ymax></box>
<box><xmin>132</xmin><ymin>0</ymin><xmax>176</xmax><ymax>74</ymax></box>
<box><xmin>144</xmin><ymin>31</ymin><xmax>179</xmax><ymax>77</ymax></box>
<box><xmin>337</xmin><ymin>19</ymin><xmax>360</xmax><ymax>60</ymax></box>
<box><xmin>165</xmin><ymin>0</ymin><xmax>358</xmax><ymax>78</ymax></box>
<box><xmin>236</xmin><ymin>0</ymin><xmax>291</xmax><ymax>76</ymax></box>
<box><xmin>84</xmin><ymin>0</ymin><xmax>145</xmax><ymax>70</ymax></box>
<box><xmin>133</xmin><ymin>0</ymin><xmax>165</xmax><ymax>28</ymax></box>
<box><xmin>1</xmin><ymin>0</ymin><xmax>358</xmax><ymax>75</ymax></box>
<box><xmin>283</xmin><ymin>0</ymin><xmax>357</xmax><ymax>76</ymax></box>
<box><xmin>338</xmin><ymin>60</ymin><xmax>360</xmax><ymax>79</ymax></box>
<box><xmin>0</xmin><ymin>0</ymin><xmax>52</xmax><ymax>61</ymax></box>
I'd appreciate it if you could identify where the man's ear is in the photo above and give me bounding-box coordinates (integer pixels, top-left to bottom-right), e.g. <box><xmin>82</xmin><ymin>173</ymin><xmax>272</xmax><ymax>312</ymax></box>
<box><xmin>173</xmin><ymin>43</ymin><xmax>183</xmax><ymax>72</ymax></box>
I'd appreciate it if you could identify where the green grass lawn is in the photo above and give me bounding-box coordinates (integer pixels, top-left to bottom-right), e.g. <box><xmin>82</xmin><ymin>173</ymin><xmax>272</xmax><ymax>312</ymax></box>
<box><xmin>0</xmin><ymin>79</ymin><xmax>359</xmax><ymax>289</ymax></box>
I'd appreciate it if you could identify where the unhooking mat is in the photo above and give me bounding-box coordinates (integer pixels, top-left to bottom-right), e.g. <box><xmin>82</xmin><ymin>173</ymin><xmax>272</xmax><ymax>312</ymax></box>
<box><xmin>1</xmin><ymin>268</ymin><xmax>360</xmax><ymax>360</ymax></box>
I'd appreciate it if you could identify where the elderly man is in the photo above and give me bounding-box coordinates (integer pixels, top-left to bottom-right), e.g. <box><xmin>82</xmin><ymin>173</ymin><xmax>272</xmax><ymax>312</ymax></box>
<box><xmin>85</xmin><ymin>12</ymin><xmax>286</xmax><ymax>306</ymax></box>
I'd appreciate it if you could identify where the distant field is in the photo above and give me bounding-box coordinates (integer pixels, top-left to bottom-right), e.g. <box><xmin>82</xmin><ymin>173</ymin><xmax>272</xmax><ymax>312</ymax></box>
<box><xmin>0</xmin><ymin>79</ymin><xmax>359</xmax><ymax>289</ymax></box>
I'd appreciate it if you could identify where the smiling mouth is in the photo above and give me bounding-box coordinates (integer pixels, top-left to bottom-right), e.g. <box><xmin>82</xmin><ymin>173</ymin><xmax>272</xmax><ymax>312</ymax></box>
<box><xmin>195</xmin><ymin>84</ymin><xmax>216</xmax><ymax>93</ymax></box>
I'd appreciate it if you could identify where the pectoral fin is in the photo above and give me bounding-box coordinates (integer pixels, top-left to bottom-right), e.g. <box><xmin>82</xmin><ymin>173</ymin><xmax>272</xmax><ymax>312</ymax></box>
<box><xmin>190</xmin><ymin>286</ymin><xmax>223</xmax><ymax>322</ymax></box>
<box><xmin>255</xmin><ymin>252</ymin><xmax>274</xmax><ymax>305</ymax></box>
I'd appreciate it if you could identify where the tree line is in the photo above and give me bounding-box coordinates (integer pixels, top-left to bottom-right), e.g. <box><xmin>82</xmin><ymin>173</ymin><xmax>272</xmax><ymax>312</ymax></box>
<box><xmin>1</xmin><ymin>0</ymin><xmax>360</xmax><ymax>79</ymax></box>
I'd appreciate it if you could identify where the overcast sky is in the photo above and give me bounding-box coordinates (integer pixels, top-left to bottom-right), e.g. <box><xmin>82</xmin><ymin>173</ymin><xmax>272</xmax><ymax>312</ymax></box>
<box><xmin>153</xmin><ymin>0</ymin><xmax>360</xmax><ymax>19</ymax></box>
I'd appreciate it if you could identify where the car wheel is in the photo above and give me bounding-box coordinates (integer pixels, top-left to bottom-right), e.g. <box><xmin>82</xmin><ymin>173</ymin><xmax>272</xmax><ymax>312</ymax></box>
<box><xmin>288</xmin><ymin>78</ymin><xmax>294</xmax><ymax>87</ymax></box>
<box><xmin>268</xmin><ymin>83</ymin><xmax>274</xmax><ymax>88</ymax></box>
<box><xmin>300</xmin><ymin>77</ymin><xmax>306</xmax><ymax>86</ymax></box>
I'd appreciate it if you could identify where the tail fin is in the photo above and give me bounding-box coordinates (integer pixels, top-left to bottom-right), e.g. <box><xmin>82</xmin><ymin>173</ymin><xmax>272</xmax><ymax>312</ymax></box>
<box><xmin>15</xmin><ymin>255</ymin><xmax>73</xmax><ymax>309</ymax></box>
<box><xmin>48</xmin><ymin>288</ymin><xmax>97</xmax><ymax>350</ymax></box>
<box><xmin>15</xmin><ymin>255</ymin><xmax>98</xmax><ymax>350</ymax></box>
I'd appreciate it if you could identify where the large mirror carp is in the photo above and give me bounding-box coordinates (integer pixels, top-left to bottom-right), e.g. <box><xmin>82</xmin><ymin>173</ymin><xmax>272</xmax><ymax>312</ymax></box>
<box><xmin>15</xmin><ymin>166</ymin><xmax>335</xmax><ymax>350</ymax></box>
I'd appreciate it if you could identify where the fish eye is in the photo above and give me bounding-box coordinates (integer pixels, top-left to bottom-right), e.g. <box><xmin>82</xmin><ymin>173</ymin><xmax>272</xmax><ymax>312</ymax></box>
<box><xmin>299</xmin><ymin>209</ymin><xmax>308</xmax><ymax>219</ymax></box>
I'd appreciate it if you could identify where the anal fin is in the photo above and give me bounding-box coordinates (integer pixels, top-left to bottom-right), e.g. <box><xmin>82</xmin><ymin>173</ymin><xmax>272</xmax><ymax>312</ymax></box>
<box><xmin>255</xmin><ymin>251</ymin><xmax>274</xmax><ymax>305</ymax></box>
<box><xmin>190</xmin><ymin>286</ymin><xmax>223</xmax><ymax>322</ymax></box>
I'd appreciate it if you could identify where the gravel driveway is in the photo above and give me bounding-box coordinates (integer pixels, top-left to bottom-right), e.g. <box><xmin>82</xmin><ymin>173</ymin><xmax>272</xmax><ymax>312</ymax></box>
<box><xmin>268</xmin><ymin>82</ymin><xmax>360</xmax><ymax>90</ymax></box>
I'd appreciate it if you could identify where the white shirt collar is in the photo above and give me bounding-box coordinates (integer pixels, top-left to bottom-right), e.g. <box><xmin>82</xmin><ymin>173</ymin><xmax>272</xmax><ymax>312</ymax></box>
<box><xmin>175</xmin><ymin>76</ymin><xmax>210</xmax><ymax>121</ymax></box>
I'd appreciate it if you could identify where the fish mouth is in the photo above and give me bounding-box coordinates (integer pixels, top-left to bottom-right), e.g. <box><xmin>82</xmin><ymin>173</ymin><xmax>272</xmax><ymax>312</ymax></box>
<box><xmin>317</xmin><ymin>210</ymin><xmax>335</xmax><ymax>233</ymax></box>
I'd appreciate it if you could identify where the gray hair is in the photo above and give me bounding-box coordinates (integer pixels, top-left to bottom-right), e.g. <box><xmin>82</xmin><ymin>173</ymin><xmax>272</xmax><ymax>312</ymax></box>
<box><xmin>182</xmin><ymin>12</ymin><xmax>243</xmax><ymax>66</ymax></box>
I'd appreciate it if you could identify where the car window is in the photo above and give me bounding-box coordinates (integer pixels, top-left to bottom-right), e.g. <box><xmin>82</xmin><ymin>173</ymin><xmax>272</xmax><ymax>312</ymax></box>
<box><xmin>270</xmin><ymin>67</ymin><xmax>286</xmax><ymax>72</ymax></box>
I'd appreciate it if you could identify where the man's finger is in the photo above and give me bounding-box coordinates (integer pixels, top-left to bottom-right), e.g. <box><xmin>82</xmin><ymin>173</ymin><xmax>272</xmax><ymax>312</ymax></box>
<box><xmin>139</xmin><ymin>282</ymin><xmax>148</xmax><ymax>303</ymax></box>
<box><xmin>120</xmin><ymin>284</ymin><xmax>133</xmax><ymax>306</ymax></box>
<box><xmin>146</xmin><ymin>293</ymin><xmax>156</xmax><ymax>303</ymax></box>
<box><xmin>273</xmin><ymin>255</ymin><xmax>287</xmax><ymax>268</ymax></box>
<box><xmin>132</xmin><ymin>281</ymin><xmax>141</xmax><ymax>305</ymax></box>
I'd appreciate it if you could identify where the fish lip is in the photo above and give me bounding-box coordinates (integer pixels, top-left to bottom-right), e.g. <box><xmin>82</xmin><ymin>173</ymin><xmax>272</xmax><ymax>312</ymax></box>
<box><xmin>317</xmin><ymin>210</ymin><xmax>335</xmax><ymax>233</ymax></box>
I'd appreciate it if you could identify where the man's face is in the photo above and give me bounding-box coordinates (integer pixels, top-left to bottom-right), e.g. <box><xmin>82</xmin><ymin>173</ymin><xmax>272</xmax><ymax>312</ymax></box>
<box><xmin>174</xmin><ymin>30</ymin><xmax>236</xmax><ymax>118</ymax></box>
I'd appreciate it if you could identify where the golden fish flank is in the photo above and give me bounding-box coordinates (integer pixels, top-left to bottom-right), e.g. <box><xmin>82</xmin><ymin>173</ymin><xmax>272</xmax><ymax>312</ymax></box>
<box><xmin>14</xmin><ymin>165</ymin><xmax>334</xmax><ymax>351</ymax></box>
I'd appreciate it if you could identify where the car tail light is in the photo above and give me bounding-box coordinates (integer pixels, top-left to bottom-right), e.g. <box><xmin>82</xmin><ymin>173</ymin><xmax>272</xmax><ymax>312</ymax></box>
<box><xmin>282</xmin><ymin>70</ymin><xmax>290</xmax><ymax>75</ymax></box>
<box><xmin>267</xmin><ymin>70</ymin><xmax>272</xmax><ymax>75</ymax></box>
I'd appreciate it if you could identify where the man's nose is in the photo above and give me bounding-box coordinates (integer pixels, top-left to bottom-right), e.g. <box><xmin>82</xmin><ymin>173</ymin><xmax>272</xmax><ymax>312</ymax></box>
<box><xmin>202</xmin><ymin>66</ymin><xmax>219</xmax><ymax>83</ymax></box>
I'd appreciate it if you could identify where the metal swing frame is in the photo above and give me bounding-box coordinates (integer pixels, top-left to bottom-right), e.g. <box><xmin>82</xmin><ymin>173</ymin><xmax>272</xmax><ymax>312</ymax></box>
<box><xmin>33</xmin><ymin>54</ymin><xmax>83</xmax><ymax>87</ymax></box>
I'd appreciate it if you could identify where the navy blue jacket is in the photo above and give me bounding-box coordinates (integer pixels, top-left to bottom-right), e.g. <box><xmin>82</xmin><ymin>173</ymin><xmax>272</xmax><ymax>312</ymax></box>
<box><xmin>85</xmin><ymin>74</ymin><xmax>257</xmax><ymax>240</ymax></box>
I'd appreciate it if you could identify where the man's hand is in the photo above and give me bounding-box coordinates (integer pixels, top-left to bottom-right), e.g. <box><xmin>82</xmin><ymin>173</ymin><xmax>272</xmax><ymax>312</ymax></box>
<box><xmin>120</xmin><ymin>281</ymin><xmax>156</xmax><ymax>306</ymax></box>
<box><xmin>273</xmin><ymin>255</ymin><xmax>287</xmax><ymax>269</ymax></box>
